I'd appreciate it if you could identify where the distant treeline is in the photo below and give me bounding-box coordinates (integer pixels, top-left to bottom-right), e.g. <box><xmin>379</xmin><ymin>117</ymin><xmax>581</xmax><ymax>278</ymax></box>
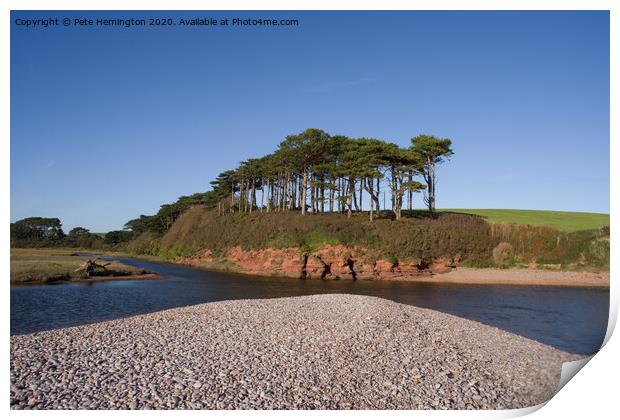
<box><xmin>9</xmin><ymin>217</ymin><xmax>131</xmax><ymax>248</ymax></box>
<box><xmin>9</xmin><ymin>191</ymin><xmax>213</xmax><ymax>248</ymax></box>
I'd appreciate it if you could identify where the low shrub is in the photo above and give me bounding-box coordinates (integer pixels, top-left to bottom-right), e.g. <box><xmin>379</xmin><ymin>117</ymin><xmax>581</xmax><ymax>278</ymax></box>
<box><xmin>492</xmin><ymin>242</ymin><xmax>514</xmax><ymax>267</ymax></box>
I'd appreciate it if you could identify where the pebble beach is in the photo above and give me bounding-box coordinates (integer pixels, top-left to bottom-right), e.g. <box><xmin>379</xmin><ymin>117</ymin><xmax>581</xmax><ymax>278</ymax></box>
<box><xmin>10</xmin><ymin>294</ymin><xmax>581</xmax><ymax>410</ymax></box>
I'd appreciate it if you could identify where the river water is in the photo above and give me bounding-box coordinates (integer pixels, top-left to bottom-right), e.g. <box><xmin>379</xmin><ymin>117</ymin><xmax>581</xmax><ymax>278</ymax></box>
<box><xmin>10</xmin><ymin>257</ymin><xmax>609</xmax><ymax>355</ymax></box>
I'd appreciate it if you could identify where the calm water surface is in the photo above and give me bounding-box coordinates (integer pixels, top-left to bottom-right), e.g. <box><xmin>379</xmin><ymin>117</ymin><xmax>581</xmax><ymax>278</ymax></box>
<box><xmin>10</xmin><ymin>257</ymin><xmax>609</xmax><ymax>355</ymax></box>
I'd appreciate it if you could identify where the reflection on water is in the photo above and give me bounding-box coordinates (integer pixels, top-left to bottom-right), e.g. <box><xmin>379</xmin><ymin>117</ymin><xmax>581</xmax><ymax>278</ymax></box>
<box><xmin>10</xmin><ymin>257</ymin><xmax>609</xmax><ymax>355</ymax></box>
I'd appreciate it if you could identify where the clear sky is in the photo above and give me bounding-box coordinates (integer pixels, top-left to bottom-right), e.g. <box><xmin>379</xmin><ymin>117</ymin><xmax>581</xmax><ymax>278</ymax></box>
<box><xmin>11</xmin><ymin>11</ymin><xmax>609</xmax><ymax>232</ymax></box>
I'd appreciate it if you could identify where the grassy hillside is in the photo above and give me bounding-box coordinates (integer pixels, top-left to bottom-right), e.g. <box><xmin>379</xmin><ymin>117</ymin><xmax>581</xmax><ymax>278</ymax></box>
<box><xmin>441</xmin><ymin>209</ymin><xmax>610</xmax><ymax>232</ymax></box>
<box><xmin>125</xmin><ymin>206</ymin><xmax>610</xmax><ymax>271</ymax></box>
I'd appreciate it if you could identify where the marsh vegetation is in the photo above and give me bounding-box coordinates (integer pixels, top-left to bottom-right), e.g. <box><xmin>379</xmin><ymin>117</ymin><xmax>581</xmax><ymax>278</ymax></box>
<box><xmin>10</xmin><ymin>248</ymin><xmax>151</xmax><ymax>284</ymax></box>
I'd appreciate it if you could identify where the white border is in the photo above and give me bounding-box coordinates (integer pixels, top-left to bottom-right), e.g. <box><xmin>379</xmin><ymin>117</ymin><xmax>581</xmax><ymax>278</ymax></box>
<box><xmin>3</xmin><ymin>1</ymin><xmax>616</xmax><ymax>419</ymax></box>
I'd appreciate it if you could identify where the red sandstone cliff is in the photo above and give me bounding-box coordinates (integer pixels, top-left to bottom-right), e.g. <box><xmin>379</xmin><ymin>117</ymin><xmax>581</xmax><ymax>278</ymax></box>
<box><xmin>178</xmin><ymin>245</ymin><xmax>457</xmax><ymax>281</ymax></box>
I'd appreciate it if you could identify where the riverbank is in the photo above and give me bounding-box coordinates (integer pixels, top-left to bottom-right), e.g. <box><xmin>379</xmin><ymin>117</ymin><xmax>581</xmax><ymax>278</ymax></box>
<box><xmin>187</xmin><ymin>260</ymin><xmax>610</xmax><ymax>288</ymax></box>
<box><xmin>11</xmin><ymin>294</ymin><xmax>579</xmax><ymax>409</ymax></box>
<box><xmin>10</xmin><ymin>248</ymin><xmax>154</xmax><ymax>284</ymax></box>
<box><xmin>173</xmin><ymin>245</ymin><xmax>609</xmax><ymax>288</ymax></box>
<box><xmin>430</xmin><ymin>267</ymin><xmax>609</xmax><ymax>288</ymax></box>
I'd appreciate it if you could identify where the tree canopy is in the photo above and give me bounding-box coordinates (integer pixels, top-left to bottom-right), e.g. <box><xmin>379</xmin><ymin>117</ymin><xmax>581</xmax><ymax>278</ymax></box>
<box><xmin>199</xmin><ymin>128</ymin><xmax>453</xmax><ymax>222</ymax></box>
<box><xmin>411</xmin><ymin>135</ymin><xmax>453</xmax><ymax>216</ymax></box>
<box><xmin>120</xmin><ymin>129</ymin><xmax>454</xmax><ymax>237</ymax></box>
<box><xmin>10</xmin><ymin>217</ymin><xmax>65</xmax><ymax>243</ymax></box>
<box><xmin>10</xmin><ymin>218</ymin><xmax>106</xmax><ymax>248</ymax></box>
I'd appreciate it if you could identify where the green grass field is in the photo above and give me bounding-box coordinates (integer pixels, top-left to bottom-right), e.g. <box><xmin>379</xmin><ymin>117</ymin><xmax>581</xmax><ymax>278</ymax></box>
<box><xmin>440</xmin><ymin>209</ymin><xmax>610</xmax><ymax>232</ymax></box>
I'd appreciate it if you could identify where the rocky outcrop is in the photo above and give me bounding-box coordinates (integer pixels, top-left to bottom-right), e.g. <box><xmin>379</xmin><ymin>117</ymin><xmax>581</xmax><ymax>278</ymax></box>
<box><xmin>177</xmin><ymin>244</ymin><xmax>457</xmax><ymax>281</ymax></box>
<box><xmin>305</xmin><ymin>245</ymin><xmax>361</xmax><ymax>280</ymax></box>
<box><xmin>226</xmin><ymin>246</ymin><xmax>305</xmax><ymax>278</ymax></box>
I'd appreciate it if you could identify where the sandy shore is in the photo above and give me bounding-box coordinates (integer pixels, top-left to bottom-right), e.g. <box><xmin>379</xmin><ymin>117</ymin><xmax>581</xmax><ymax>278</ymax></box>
<box><xmin>429</xmin><ymin>268</ymin><xmax>609</xmax><ymax>288</ymax></box>
<box><xmin>11</xmin><ymin>294</ymin><xmax>580</xmax><ymax>409</ymax></box>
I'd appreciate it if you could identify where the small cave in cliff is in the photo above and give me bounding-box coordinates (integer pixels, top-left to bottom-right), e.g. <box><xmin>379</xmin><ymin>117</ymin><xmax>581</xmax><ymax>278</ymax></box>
<box><xmin>417</xmin><ymin>260</ymin><xmax>430</xmax><ymax>271</ymax></box>
<box><xmin>319</xmin><ymin>257</ymin><xmax>331</xmax><ymax>281</ymax></box>
<box><xmin>300</xmin><ymin>254</ymin><xmax>308</xmax><ymax>279</ymax></box>
<box><xmin>346</xmin><ymin>258</ymin><xmax>357</xmax><ymax>281</ymax></box>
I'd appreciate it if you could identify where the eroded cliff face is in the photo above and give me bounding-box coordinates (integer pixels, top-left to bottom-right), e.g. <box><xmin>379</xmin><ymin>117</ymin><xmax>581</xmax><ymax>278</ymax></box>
<box><xmin>178</xmin><ymin>245</ymin><xmax>458</xmax><ymax>281</ymax></box>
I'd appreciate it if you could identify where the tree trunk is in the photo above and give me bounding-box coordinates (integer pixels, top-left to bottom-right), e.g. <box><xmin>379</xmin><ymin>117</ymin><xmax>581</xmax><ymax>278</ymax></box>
<box><xmin>301</xmin><ymin>170</ymin><xmax>307</xmax><ymax>215</ymax></box>
<box><xmin>359</xmin><ymin>180</ymin><xmax>363</xmax><ymax>212</ymax></box>
<box><xmin>408</xmin><ymin>171</ymin><xmax>413</xmax><ymax>212</ymax></box>
<box><xmin>310</xmin><ymin>175</ymin><xmax>315</xmax><ymax>214</ymax></box>
<box><xmin>390</xmin><ymin>170</ymin><xmax>396</xmax><ymax>218</ymax></box>
<box><xmin>291</xmin><ymin>177</ymin><xmax>296</xmax><ymax>211</ymax></box>
<box><xmin>241</xmin><ymin>180</ymin><xmax>245</xmax><ymax>212</ymax></box>
<box><xmin>261</xmin><ymin>178</ymin><xmax>269</xmax><ymax>213</ymax></box>
<box><xmin>426</xmin><ymin>157</ymin><xmax>436</xmax><ymax>216</ymax></box>
<box><xmin>246</xmin><ymin>180</ymin><xmax>250</xmax><ymax>213</ymax></box>
<box><xmin>230</xmin><ymin>184</ymin><xmax>235</xmax><ymax>213</ymax></box>
<box><xmin>352</xmin><ymin>179</ymin><xmax>359</xmax><ymax>212</ymax></box>
<box><xmin>276</xmin><ymin>176</ymin><xmax>281</xmax><ymax>212</ymax></box>
<box><xmin>347</xmin><ymin>179</ymin><xmax>353</xmax><ymax>218</ymax></box>
<box><xmin>366</xmin><ymin>178</ymin><xmax>374</xmax><ymax>221</ymax></box>
<box><xmin>320</xmin><ymin>176</ymin><xmax>325</xmax><ymax>213</ymax></box>
<box><xmin>250</xmin><ymin>178</ymin><xmax>255</xmax><ymax>213</ymax></box>
<box><xmin>338</xmin><ymin>178</ymin><xmax>342</xmax><ymax>213</ymax></box>
<box><xmin>377</xmin><ymin>178</ymin><xmax>381</xmax><ymax>212</ymax></box>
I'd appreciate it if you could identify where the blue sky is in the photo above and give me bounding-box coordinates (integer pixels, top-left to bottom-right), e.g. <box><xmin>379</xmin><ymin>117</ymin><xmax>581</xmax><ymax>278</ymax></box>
<box><xmin>11</xmin><ymin>11</ymin><xmax>609</xmax><ymax>231</ymax></box>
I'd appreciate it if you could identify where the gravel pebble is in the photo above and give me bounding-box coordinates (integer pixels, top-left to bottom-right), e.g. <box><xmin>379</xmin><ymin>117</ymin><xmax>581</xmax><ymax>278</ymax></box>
<box><xmin>10</xmin><ymin>294</ymin><xmax>581</xmax><ymax>409</ymax></box>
